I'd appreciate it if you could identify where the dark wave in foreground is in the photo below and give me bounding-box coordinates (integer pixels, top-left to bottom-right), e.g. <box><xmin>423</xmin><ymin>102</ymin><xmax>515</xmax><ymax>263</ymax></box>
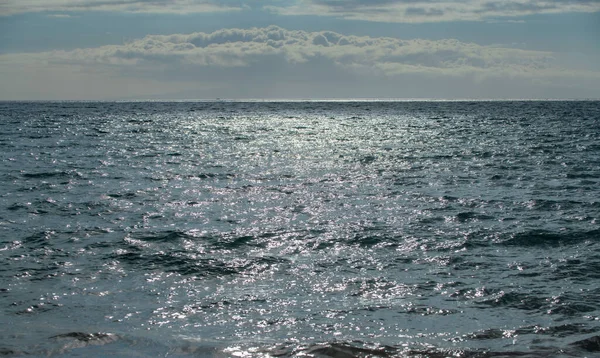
<box><xmin>2</xmin><ymin>332</ymin><xmax>600</xmax><ymax>357</ymax></box>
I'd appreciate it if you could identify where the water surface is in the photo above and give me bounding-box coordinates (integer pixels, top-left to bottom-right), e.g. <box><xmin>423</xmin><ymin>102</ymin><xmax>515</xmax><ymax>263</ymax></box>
<box><xmin>1</xmin><ymin>100</ymin><xmax>599</xmax><ymax>357</ymax></box>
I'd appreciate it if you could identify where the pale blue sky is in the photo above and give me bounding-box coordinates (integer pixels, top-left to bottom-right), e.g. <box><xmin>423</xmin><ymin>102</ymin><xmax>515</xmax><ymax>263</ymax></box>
<box><xmin>1</xmin><ymin>1</ymin><xmax>599</xmax><ymax>99</ymax></box>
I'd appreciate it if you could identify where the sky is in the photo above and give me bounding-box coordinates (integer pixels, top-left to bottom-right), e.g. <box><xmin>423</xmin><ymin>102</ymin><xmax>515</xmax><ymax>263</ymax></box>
<box><xmin>1</xmin><ymin>0</ymin><xmax>599</xmax><ymax>100</ymax></box>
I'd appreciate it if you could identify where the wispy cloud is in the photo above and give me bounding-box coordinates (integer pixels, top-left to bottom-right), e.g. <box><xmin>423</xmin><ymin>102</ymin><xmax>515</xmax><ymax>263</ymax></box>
<box><xmin>0</xmin><ymin>0</ymin><xmax>244</xmax><ymax>16</ymax></box>
<box><xmin>1</xmin><ymin>26</ymin><xmax>598</xmax><ymax>99</ymax></box>
<box><xmin>3</xmin><ymin>1</ymin><xmax>600</xmax><ymax>21</ymax></box>
<box><xmin>46</xmin><ymin>14</ymin><xmax>73</xmax><ymax>18</ymax></box>
<box><xmin>265</xmin><ymin>0</ymin><xmax>600</xmax><ymax>23</ymax></box>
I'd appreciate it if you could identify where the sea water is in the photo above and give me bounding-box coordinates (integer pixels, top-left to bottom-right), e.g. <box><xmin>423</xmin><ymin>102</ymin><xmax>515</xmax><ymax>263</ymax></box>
<box><xmin>1</xmin><ymin>100</ymin><xmax>599</xmax><ymax>357</ymax></box>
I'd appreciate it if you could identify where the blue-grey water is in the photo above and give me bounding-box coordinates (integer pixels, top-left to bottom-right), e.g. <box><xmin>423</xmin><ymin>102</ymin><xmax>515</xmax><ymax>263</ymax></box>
<box><xmin>1</xmin><ymin>100</ymin><xmax>600</xmax><ymax>357</ymax></box>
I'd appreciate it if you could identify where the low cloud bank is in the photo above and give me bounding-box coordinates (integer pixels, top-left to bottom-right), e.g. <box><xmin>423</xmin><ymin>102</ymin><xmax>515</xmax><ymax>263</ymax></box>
<box><xmin>1</xmin><ymin>26</ymin><xmax>598</xmax><ymax>99</ymax></box>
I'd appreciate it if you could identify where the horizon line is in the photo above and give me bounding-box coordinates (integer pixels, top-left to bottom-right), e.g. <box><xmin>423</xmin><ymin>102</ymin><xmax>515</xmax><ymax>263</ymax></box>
<box><xmin>2</xmin><ymin>98</ymin><xmax>599</xmax><ymax>103</ymax></box>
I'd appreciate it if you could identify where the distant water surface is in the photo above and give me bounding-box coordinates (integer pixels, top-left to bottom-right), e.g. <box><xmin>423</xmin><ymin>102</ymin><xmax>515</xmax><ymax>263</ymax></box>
<box><xmin>1</xmin><ymin>100</ymin><xmax>600</xmax><ymax>357</ymax></box>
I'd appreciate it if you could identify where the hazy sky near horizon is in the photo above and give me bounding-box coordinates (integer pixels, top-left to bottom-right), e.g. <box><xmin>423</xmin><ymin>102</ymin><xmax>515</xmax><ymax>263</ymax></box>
<box><xmin>1</xmin><ymin>1</ymin><xmax>599</xmax><ymax>100</ymax></box>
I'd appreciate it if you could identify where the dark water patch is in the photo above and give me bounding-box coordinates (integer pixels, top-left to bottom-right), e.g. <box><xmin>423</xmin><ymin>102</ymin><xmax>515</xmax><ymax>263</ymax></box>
<box><xmin>460</xmin><ymin>231</ymin><xmax>500</xmax><ymax>249</ymax></box>
<box><xmin>26</xmin><ymin>133</ymin><xmax>55</xmax><ymax>140</ymax></box>
<box><xmin>129</xmin><ymin>230</ymin><xmax>189</xmax><ymax>242</ymax></box>
<box><xmin>127</xmin><ymin>119</ymin><xmax>153</xmax><ymax>123</ymax></box>
<box><xmin>111</xmin><ymin>250</ymin><xmax>285</xmax><ymax>277</ymax></box>
<box><xmin>566</xmin><ymin>172</ymin><xmax>598</xmax><ymax>179</ymax></box>
<box><xmin>535</xmin><ymin>324</ymin><xmax>599</xmax><ymax>338</ymax></box>
<box><xmin>46</xmin><ymin>332</ymin><xmax>121</xmax><ymax>353</ymax></box>
<box><xmin>474</xmin><ymin>291</ymin><xmax>547</xmax><ymax>311</ymax></box>
<box><xmin>501</xmin><ymin>229</ymin><xmax>600</xmax><ymax>247</ymax></box>
<box><xmin>440</xmin><ymin>195</ymin><xmax>459</xmax><ymax>202</ymax></box>
<box><xmin>21</xmin><ymin>172</ymin><xmax>66</xmax><ymax>179</ymax></box>
<box><xmin>5</xmin><ymin>203</ymin><xmax>28</xmax><ymax>211</ymax></box>
<box><xmin>50</xmin><ymin>332</ymin><xmax>119</xmax><ymax>343</ymax></box>
<box><xmin>217</xmin><ymin>234</ymin><xmax>258</xmax><ymax>249</ymax></box>
<box><xmin>188</xmin><ymin>172</ymin><xmax>236</xmax><ymax>180</ymax></box>
<box><xmin>345</xmin><ymin>224</ymin><xmax>394</xmax><ymax>247</ymax></box>
<box><xmin>0</xmin><ymin>348</ymin><xmax>26</xmax><ymax>356</ymax></box>
<box><xmin>553</xmin><ymin>257</ymin><xmax>600</xmax><ymax>280</ymax></box>
<box><xmin>467</xmin><ymin>328</ymin><xmax>510</xmax><ymax>341</ymax></box>
<box><xmin>13</xmin><ymin>261</ymin><xmax>73</xmax><ymax>282</ymax></box>
<box><xmin>511</xmin><ymin>271</ymin><xmax>542</xmax><ymax>278</ymax></box>
<box><xmin>114</xmin><ymin>251</ymin><xmax>239</xmax><ymax>276</ymax></box>
<box><xmin>359</xmin><ymin>155</ymin><xmax>377</xmax><ymax>165</ymax></box>
<box><xmin>451</xmin><ymin>259</ymin><xmax>495</xmax><ymax>271</ymax></box>
<box><xmin>86</xmin><ymin>240</ymin><xmax>123</xmax><ymax>250</ymax></box>
<box><xmin>234</xmin><ymin>135</ymin><xmax>252</xmax><ymax>141</ymax></box>
<box><xmin>418</xmin><ymin>216</ymin><xmax>445</xmax><ymax>224</ymax></box>
<box><xmin>455</xmin><ymin>211</ymin><xmax>494</xmax><ymax>222</ymax></box>
<box><xmin>135</xmin><ymin>152</ymin><xmax>159</xmax><ymax>158</ymax></box>
<box><xmin>314</xmin><ymin>240</ymin><xmax>337</xmax><ymax>250</ymax></box>
<box><xmin>569</xmin><ymin>335</ymin><xmax>600</xmax><ymax>352</ymax></box>
<box><xmin>527</xmin><ymin>199</ymin><xmax>587</xmax><ymax>211</ymax></box>
<box><xmin>106</xmin><ymin>192</ymin><xmax>137</xmax><ymax>199</ymax></box>
<box><xmin>579</xmin><ymin>179</ymin><xmax>598</xmax><ymax>188</ymax></box>
<box><xmin>215</xmin><ymin>232</ymin><xmax>282</xmax><ymax>249</ymax></box>
<box><xmin>23</xmin><ymin>231</ymin><xmax>56</xmax><ymax>245</ymax></box>
<box><xmin>15</xmin><ymin>302</ymin><xmax>62</xmax><ymax>315</ymax></box>
<box><xmin>547</xmin><ymin>303</ymin><xmax>597</xmax><ymax>316</ymax></box>
<box><xmin>21</xmin><ymin>170</ymin><xmax>84</xmax><ymax>180</ymax></box>
<box><xmin>347</xmin><ymin>234</ymin><xmax>393</xmax><ymax>247</ymax></box>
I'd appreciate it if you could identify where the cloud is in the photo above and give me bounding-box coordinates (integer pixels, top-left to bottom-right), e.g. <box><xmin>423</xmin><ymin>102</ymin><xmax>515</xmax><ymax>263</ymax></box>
<box><xmin>265</xmin><ymin>0</ymin><xmax>600</xmax><ymax>23</ymax></box>
<box><xmin>0</xmin><ymin>0</ymin><xmax>243</xmax><ymax>16</ymax></box>
<box><xmin>32</xmin><ymin>26</ymin><xmax>567</xmax><ymax>75</ymax></box>
<box><xmin>1</xmin><ymin>26</ymin><xmax>598</xmax><ymax>99</ymax></box>
<box><xmin>3</xmin><ymin>0</ymin><xmax>600</xmax><ymax>20</ymax></box>
<box><xmin>46</xmin><ymin>14</ymin><xmax>73</xmax><ymax>18</ymax></box>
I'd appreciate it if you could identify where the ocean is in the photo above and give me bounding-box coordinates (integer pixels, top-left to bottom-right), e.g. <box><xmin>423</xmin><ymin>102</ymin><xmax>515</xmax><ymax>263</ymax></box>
<box><xmin>1</xmin><ymin>100</ymin><xmax>599</xmax><ymax>357</ymax></box>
